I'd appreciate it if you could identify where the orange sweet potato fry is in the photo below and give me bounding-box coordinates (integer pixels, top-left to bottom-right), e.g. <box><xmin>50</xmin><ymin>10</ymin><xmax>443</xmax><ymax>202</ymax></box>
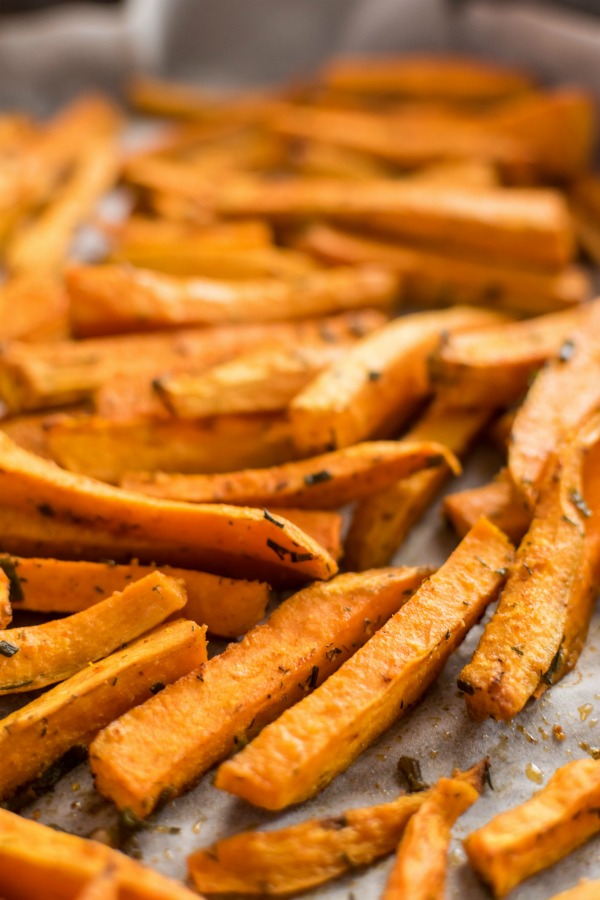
<box><xmin>344</xmin><ymin>403</ymin><xmax>489</xmax><ymax>570</ymax></box>
<box><xmin>0</xmin><ymin>276</ymin><xmax>70</xmax><ymax>343</ymax></box>
<box><xmin>74</xmin><ymin>867</ymin><xmax>119</xmax><ymax>900</ymax></box>
<box><xmin>0</xmin><ymin>571</ymin><xmax>187</xmax><ymax>694</ymax></box>
<box><xmin>0</xmin><ymin>555</ymin><xmax>268</xmax><ymax>638</ymax></box>
<box><xmin>548</xmin><ymin>882</ymin><xmax>600</xmax><ymax>900</ymax></box>
<box><xmin>443</xmin><ymin>476</ymin><xmax>531</xmax><ymax>544</ymax></box>
<box><xmin>89</xmin><ymin>566</ymin><xmax>431</xmax><ymax>818</ymax></box>
<box><xmin>120</xmin><ymin>440</ymin><xmax>459</xmax><ymax>508</ymax></box>
<box><xmin>289</xmin><ymin>306</ymin><xmax>506</xmax><ymax>454</ymax></box>
<box><xmin>215</xmin><ymin>518</ymin><xmax>513</xmax><ymax>810</ymax></box>
<box><xmin>0</xmin><ymin>798</ymin><xmax>201</xmax><ymax>899</ymax></box>
<box><xmin>0</xmin><ymin>618</ymin><xmax>206</xmax><ymax>801</ymax></box>
<box><xmin>429</xmin><ymin>304</ymin><xmax>586</xmax><ymax>408</ymax></box>
<box><xmin>273</xmin><ymin>509</ymin><xmax>343</xmax><ymax>561</ymax></box>
<box><xmin>464</xmin><ymin>757</ymin><xmax>600</xmax><ymax>898</ymax></box>
<box><xmin>65</xmin><ymin>263</ymin><xmax>398</xmax><ymax>337</ymax></box>
<box><xmin>0</xmin><ymin>433</ymin><xmax>336</xmax><ymax>586</ymax></box>
<box><xmin>382</xmin><ymin>760</ymin><xmax>488</xmax><ymax>900</ymax></box>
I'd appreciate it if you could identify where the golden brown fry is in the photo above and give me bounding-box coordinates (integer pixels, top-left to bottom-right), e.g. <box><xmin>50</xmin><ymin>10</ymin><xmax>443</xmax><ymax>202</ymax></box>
<box><xmin>429</xmin><ymin>304</ymin><xmax>586</xmax><ymax>408</ymax></box>
<box><xmin>509</xmin><ymin>301</ymin><xmax>600</xmax><ymax>509</ymax></box>
<box><xmin>189</xmin><ymin>792</ymin><xmax>427</xmax><ymax>896</ymax></box>
<box><xmin>344</xmin><ymin>403</ymin><xmax>489</xmax><ymax>570</ymax></box>
<box><xmin>296</xmin><ymin>223</ymin><xmax>589</xmax><ymax>315</ymax></box>
<box><xmin>89</xmin><ymin>566</ymin><xmax>431</xmax><ymax>818</ymax></box>
<box><xmin>66</xmin><ymin>263</ymin><xmax>398</xmax><ymax>337</ymax></box>
<box><xmin>464</xmin><ymin>757</ymin><xmax>600</xmax><ymax>898</ymax></box>
<box><xmin>0</xmin><ymin>555</ymin><xmax>268</xmax><ymax>638</ymax></box>
<box><xmin>382</xmin><ymin>761</ymin><xmax>488</xmax><ymax>900</ymax></box>
<box><xmin>121</xmin><ymin>440</ymin><xmax>459</xmax><ymax>508</ymax></box>
<box><xmin>289</xmin><ymin>306</ymin><xmax>506</xmax><ymax>454</ymax></box>
<box><xmin>215</xmin><ymin>518</ymin><xmax>513</xmax><ymax>810</ymax></box>
<box><xmin>0</xmin><ymin>571</ymin><xmax>187</xmax><ymax>694</ymax></box>
<box><xmin>0</xmin><ymin>276</ymin><xmax>69</xmax><ymax>343</ymax></box>
<box><xmin>0</xmin><ymin>778</ymin><xmax>201</xmax><ymax>900</ymax></box>
<box><xmin>0</xmin><ymin>432</ymin><xmax>336</xmax><ymax>586</ymax></box>
<box><xmin>443</xmin><ymin>477</ymin><xmax>531</xmax><ymax>544</ymax></box>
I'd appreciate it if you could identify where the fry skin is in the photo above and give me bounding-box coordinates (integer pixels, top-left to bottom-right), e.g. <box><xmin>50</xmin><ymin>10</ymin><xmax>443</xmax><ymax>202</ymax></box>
<box><xmin>464</xmin><ymin>757</ymin><xmax>600</xmax><ymax>898</ymax></box>
<box><xmin>89</xmin><ymin>566</ymin><xmax>431</xmax><ymax>818</ymax></box>
<box><xmin>289</xmin><ymin>305</ymin><xmax>506</xmax><ymax>454</ymax></box>
<box><xmin>215</xmin><ymin>518</ymin><xmax>513</xmax><ymax>810</ymax></box>
<box><xmin>120</xmin><ymin>440</ymin><xmax>459</xmax><ymax>508</ymax></box>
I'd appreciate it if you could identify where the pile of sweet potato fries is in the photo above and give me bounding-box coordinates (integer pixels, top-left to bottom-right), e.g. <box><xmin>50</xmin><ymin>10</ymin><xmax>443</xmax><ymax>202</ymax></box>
<box><xmin>1</xmin><ymin>54</ymin><xmax>600</xmax><ymax>899</ymax></box>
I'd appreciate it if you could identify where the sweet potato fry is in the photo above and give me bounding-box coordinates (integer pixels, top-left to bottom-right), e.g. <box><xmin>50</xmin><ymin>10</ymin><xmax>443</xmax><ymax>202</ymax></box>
<box><xmin>509</xmin><ymin>301</ymin><xmax>600</xmax><ymax>509</ymax></box>
<box><xmin>89</xmin><ymin>566</ymin><xmax>431</xmax><ymax>817</ymax></box>
<box><xmin>548</xmin><ymin>882</ymin><xmax>600</xmax><ymax>900</ymax></box>
<box><xmin>382</xmin><ymin>760</ymin><xmax>488</xmax><ymax>900</ymax></box>
<box><xmin>44</xmin><ymin>412</ymin><xmax>299</xmax><ymax>482</ymax></box>
<box><xmin>271</xmin><ymin>509</ymin><xmax>343</xmax><ymax>561</ymax></box>
<box><xmin>75</xmin><ymin>867</ymin><xmax>119</xmax><ymax>900</ymax></box>
<box><xmin>128</xmin><ymin>76</ymin><xmax>281</xmax><ymax>124</ymax></box>
<box><xmin>289</xmin><ymin>138</ymin><xmax>395</xmax><ymax>180</ymax></box>
<box><xmin>0</xmin><ymin>617</ymin><xmax>206</xmax><ymax>800</ymax></box>
<box><xmin>0</xmin><ymin>555</ymin><xmax>268</xmax><ymax>637</ymax></box>
<box><xmin>344</xmin><ymin>403</ymin><xmax>489</xmax><ymax>570</ymax></box>
<box><xmin>443</xmin><ymin>477</ymin><xmax>531</xmax><ymax>544</ymax></box>
<box><xmin>0</xmin><ymin>311</ymin><xmax>386</xmax><ymax>414</ymax></box>
<box><xmin>0</xmin><ymin>569</ymin><xmax>11</xmax><ymax>629</ymax></box>
<box><xmin>289</xmin><ymin>306</ymin><xmax>506</xmax><ymax>454</ymax></box>
<box><xmin>66</xmin><ymin>263</ymin><xmax>398</xmax><ymax>337</ymax></box>
<box><xmin>464</xmin><ymin>757</ymin><xmax>600</xmax><ymax>898</ymax></box>
<box><xmin>113</xmin><ymin>245</ymin><xmax>315</xmax><ymax>280</ymax></box>
<box><xmin>320</xmin><ymin>55</ymin><xmax>532</xmax><ymax>101</ymax></box>
<box><xmin>429</xmin><ymin>304</ymin><xmax>586</xmax><ymax>408</ymax></box>
<box><xmin>105</xmin><ymin>215</ymin><xmax>271</xmax><ymax>253</ymax></box>
<box><xmin>296</xmin><ymin>223</ymin><xmax>589</xmax><ymax>315</ymax></box>
<box><xmin>458</xmin><ymin>417</ymin><xmax>600</xmax><ymax>720</ymax></box>
<box><xmin>0</xmin><ymin>570</ymin><xmax>187</xmax><ymax>694</ymax></box>
<box><xmin>215</xmin><ymin>518</ymin><xmax>513</xmax><ymax>810</ymax></box>
<box><xmin>0</xmin><ymin>433</ymin><xmax>336</xmax><ymax>586</ymax></box>
<box><xmin>0</xmin><ymin>800</ymin><xmax>201</xmax><ymax>900</ymax></box>
<box><xmin>189</xmin><ymin>791</ymin><xmax>427</xmax><ymax>895</ymax></box>
<box><xmin>121</xmin><ymin>440</ymin><xmax>459</xmax><ymax>508</ymax></box>
<box><xmin>0</xmin><ymin>275</ymin><xmax>70</xmax><ymax>343</ymax></box>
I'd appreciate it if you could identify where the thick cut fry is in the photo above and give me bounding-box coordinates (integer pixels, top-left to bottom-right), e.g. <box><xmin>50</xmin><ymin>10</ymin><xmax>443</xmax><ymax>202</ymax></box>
<box><xmin>215</xmin><ymin>518</ymin><xmax>513</xmax><ymax>810</ymax></box>
<box><xmin>458</xmin><ymin>419</ymin><xmax>600</xmax><ymax>720</ymax></box>
<box><xmin>189</xmin><ymin>791</ymin><xmax>427</xmax><ymax>895</ymax></box>
<box><xmin>184</xmin><ymin>178</ymin><xmax>573</xmax><ymax>269</ymax></box>
<box><xmin>464</xmin><ymin>757</ymin><xmax>600</xmax><ymax>898</ymax></box>
<box><xmin>297</xmin><ymin>223</ymin><xmax>589</xmax><ymax>315</ymax></box>
<box><xmin>66</xmin><ymin>264</ymin><xmax>398</xmax><ymax>337</ymax></box>
<box><xmin>382</xmin><ymin>761</ymin><xmax>487</xmax><ymax>900</ymax></box>
<box><xmin>443</xmin><ymin>477</ymin><xmax>531</xmax><ymax>544</ymax></box>
<box><xmin>509</xmin><ymin>301</ymin><xmax>600</xmax><ymax>509</ymax></box>
<box><xmin>429</xmin><ymin>305</ymin><xmax>585</xmax><ymax>408</ymax></box>
<box><xmin>0</xmin><ymin>617</ymin><xmax>206</xmax><ymax>800</ymax></box>
<box><xmin>0</xmin><ymin>570</ymin><xmax>11</xmax><ymax>629</ymax></box>
<box><xmin>0</xmin><ymin>276</ymin><xmax>69</xmax><ymax>343</ymax></box>
<box><xmin>0</xmin><ymin>433</ymin><xmax>336</xmax><ymax>586</ymax></box>
<box><xmin>0</xmin><ymin>805</ymin><xmax>201</xmax><ymax>899</ymax></box>
<box><xmin>321</xmin><ymin>55</ymin><xmax>532</xmax><ymax>101</ymax></box>
<box><xmin>0</xmin><ymin>571</ymin><xmax>187</xmax><ymax>694</ymax></box>
<box><xmin>0</xmin><ymin>311</ymin><xmax>386</xmax><ymax>414</ymax></box>
<box><xmin>289</xmin><ymin>306</ymin><xmax>506</xmax><ymax>454</ymax></box>
<box><xmin>344</xmin><ymin>404</ymin><xmax>489</xmax><ymax>570</ymax></box>
<box><xmin>0</xmin><ymin>555</ymin><xmax>268</xmax><ymax>638</ymax></box>
<box><xmin>121</xmin><ymin>440</ymin><xmax>459</xmax><ymax>508</ymax></box>
<box><xmin>157</xmin><ymin>340</ymin><xmax>357</xmax><ymax>417</ymax></box>
<box><xmin>89</xmin><ymin>566</ymin><xmax>431</xmax><ymax>817</ymax></box>
<box><xmin>44</xmin><ymin>413</ymin><xmax>299</xmax><ymax>482</ymax></box>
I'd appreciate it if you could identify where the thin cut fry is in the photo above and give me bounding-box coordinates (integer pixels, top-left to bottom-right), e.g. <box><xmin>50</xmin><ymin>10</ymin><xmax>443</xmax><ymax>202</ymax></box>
<box><xmin>443</xmin><ymin>477</ymin><xmax>531</xmax><ymax>544</ymax></box>
<box><xmin>0</xmin><ymin>802</ymin><xmax>201</xmax><ymax>899</ymax></box>
<box><xmin>89</xmin><ymin>566</ymin><xmax>431</xmax><ymax>818</ymax></box>
<box><xmin>464</xmin><ymin>757</ymin><xmax>600</xmax><ymax>898</ymax></box>
<box><xmin>429</xmin><ymin>304</ymin><xmax>586</xmax><ymax>408</ymax></box>
<box><xmin>120</xmin><ymin>440</ymin><xmax>459</xmax><ymax>508</ymax></box>
<box><xmin>382</xmin><ymin>760</ymin><xmax>488</xmax><ymax>900</ymax></box>
<box><xmin>215</xmin><ymin>518</ymin><xmax>513</xmax><ymax>809</ymax></box>
<box><xmin>344</xmin><ymin>403</ymin><xmax>489</xmax><ymax>570</ymax></box>
<box><xmin>0</xmin><ymin>433</ymin><xmax>336</xmax><ymax>586</ymax></box>
<box><xmin>188</xmin><ymin>791</ymin><xmax>427</xmax><ymax>896</ymax></box>
<box><xmin>289</xmin><ymin>306</ymin><xmax>506</xmax><ymax>454</ymax></box>
<box><xmin>0</xmin><ymin>618</ymin><xmax>206</xmax><ymax>801</ymax></box>
<box><xmin>66</xmin><ymin>263</ymin><xmax>399</xmax><ymax>337</ymax></box>
<box><xmin>0</xmin><ymin>555</ymin><xmax>268</xmax><ymax>637</ymax></box>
